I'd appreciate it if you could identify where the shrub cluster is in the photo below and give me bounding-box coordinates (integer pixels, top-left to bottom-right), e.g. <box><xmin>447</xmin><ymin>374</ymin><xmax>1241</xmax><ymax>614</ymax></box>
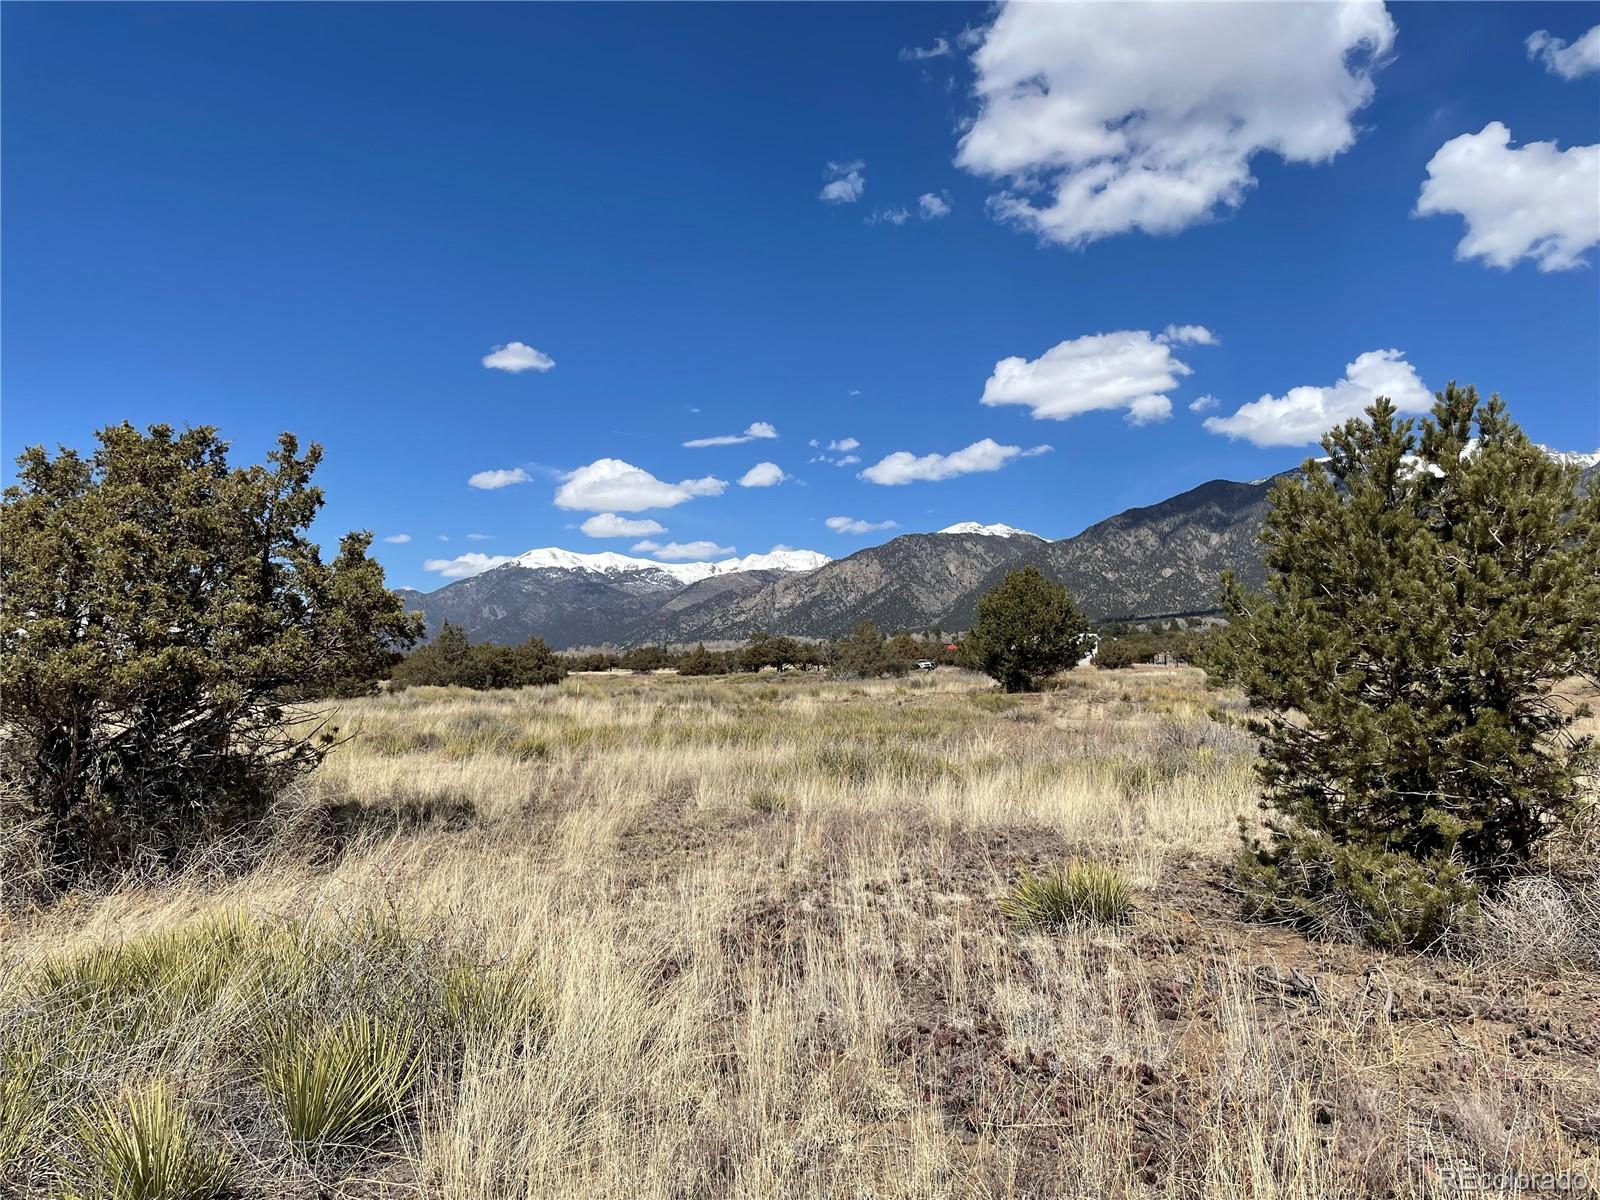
<box><xmin>1093</xmin><ymin>627</ymin><xmax>1212</xmax><ymax>670</ymax></box>
<box><xmin>389</xmin><ymin>623</ymin><xmax>566</xmax><ymax>691</ymax></box>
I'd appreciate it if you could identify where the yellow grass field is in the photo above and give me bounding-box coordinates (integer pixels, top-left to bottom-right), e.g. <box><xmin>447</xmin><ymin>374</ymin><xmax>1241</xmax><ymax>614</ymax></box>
<box><xmin>3</xmin><ymin>667</ymin><xmax>1597</xmax><ymax>1198</ymax></box>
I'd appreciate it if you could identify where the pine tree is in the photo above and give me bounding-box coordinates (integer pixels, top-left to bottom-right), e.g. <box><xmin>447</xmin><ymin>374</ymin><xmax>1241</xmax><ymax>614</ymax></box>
<box><xmin>965</xmin><ymin>567</ymin><xmax>1089</xmax><ymax>692</ymax></box>
<box><xmin>1214</xmin><ymin>386</ymin><xmax>1600</xmax><ymax>947</ymax></box>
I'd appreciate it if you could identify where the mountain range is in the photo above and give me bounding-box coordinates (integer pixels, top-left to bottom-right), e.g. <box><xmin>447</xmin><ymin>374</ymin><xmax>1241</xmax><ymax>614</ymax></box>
<box><xmin>398</xmin><ymin>453</ymin><xmax>1600</xmax><ymax>649</ymax></box>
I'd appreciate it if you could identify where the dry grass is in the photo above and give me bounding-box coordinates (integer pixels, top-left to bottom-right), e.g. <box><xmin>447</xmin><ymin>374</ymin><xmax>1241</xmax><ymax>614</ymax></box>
<box><xmin>3</xmin><ymin>666</ymin><xmax>1596</xmax><ymax>1198</ymax></box>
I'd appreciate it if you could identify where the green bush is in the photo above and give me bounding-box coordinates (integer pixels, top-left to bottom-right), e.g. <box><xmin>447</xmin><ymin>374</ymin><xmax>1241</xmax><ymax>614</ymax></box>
<box><xmin>77</xmin><ymin>1082</ymin><xmax>234</xmax><ymax>1200</ymax></box>
<box><xmin>1239</xmin><ymin>831</ymin><xmax>1480</xmax><ymax>952</ymax></box>
<box><xmin>0</xmin><ymin>424</ymin><xmax>419</xmax><ymax>882</ymax></box>
<box><xmin>965</xmin><ymin>567</ymin><xmax>1089</xmax><ymax>692</ymax></box>
<box><xmin>1000</xmin><ymin>861</ymin><xmax>1134</xmax><ymax>929</ymax></box>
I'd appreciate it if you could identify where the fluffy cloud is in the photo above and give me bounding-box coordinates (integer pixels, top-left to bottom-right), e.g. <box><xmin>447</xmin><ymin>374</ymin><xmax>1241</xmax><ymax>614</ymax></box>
<box><xmin>860</xmin><ymin>439</ymin><xmax>1050</xmax><ymax>485</ymax></box>
<box><xmin>867</xmin><ymin>207</ymin><xmax>911</xmax><ymax>226</ymax></box>
<box><xmin>918</xmin><ymin>193</ymin><xmax>952</xmax><ymax>220</ymax></box>
<box><xmin>468</xmin><ymin>467</ymin><xmax>531</xmax><ymax>489</ymax></box>
<box><xmin>810</xmin><ymin>436</ymin><xmax>862</xmax><ymax>467</ymax></box>
<box><xmin>1188</xmin><ymin>395</ymin><xmax>1220</xmax><ymax>414</ymax></box>
<box><xmin>1526</xmin><ymin>26</ymin><xmax>1600</xmax><ymax>79</ymax></box>
<box><xmin>981</xmin><ymin>328</ymin><xmax>1214</xmax><ymax>425</ymax></box>
<box><xmin>631</xmin><ymin>539</ymin><xmax>734</xmax><ymax>561</ymax></box>
<box><xmin>900</xmin><ymin>38</ymin><xmax>952</xmax><ymax>61</ymax></box>
<box><xmin>423</xmin><ymin>552</ymin><xmax>514</xmax><ymax>579</ymax></box>
<box><xmin>1415</xmin><ymin>123</ymin><xmax>1599</xmax><ymax>272</ymax></box>
<box><xmin>580</xmin><ymin>513</ymin><xmax>667</xmax><ymax>538</ymax></box>
<box><xmin>1203</xmin><ymin>350</ymin><xmax>1430</xmax><ymax>448</ymax></box>
<box><xmin>683</xmin><ymin>421</ymin><xmax>778</xmax><ymax>448</ymax></box>
<box><xmin>825</xmin><ymin>516</ymin><xmax>898</xmax><ymax>534</ymax></box>
<box><xmin>1160</xmin><ymin>324</ymin><xmax>1218</xmax><ymax>346</ymax></box>
<box><xmin>381</xmin><ymin>533</ymin><xmax>412</xmax><ymax>544</ymax></box>
<box><xmin>738</xmin><ymin>462</ymin><xmax>788</xmax><ymax>488</ymax></box>
<box><xmin>554</xmin><ymin>459</ymin><xmax>726</xmax><ymax>512</ymax></box>
<box><xmin>955</xmin><ymin>2</ymin><xmax>1394</xmax><ymax>246</ymax></box>
<box><xmin>820</xmin><ymin>161</ymin><xmax>866</xmax><ymax>204</ymax></box>
<box><xmin>481</xmin><ymin>342</ymin><xmax>555</xmax><ymax>373</ymax></box>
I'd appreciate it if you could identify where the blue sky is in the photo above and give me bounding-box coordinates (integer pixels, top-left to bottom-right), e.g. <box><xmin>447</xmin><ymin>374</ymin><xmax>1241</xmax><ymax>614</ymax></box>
<box><xmin>4</xmin><ymin>2</ymin><xmax>1597</xmax><ymax>590</ymax></box>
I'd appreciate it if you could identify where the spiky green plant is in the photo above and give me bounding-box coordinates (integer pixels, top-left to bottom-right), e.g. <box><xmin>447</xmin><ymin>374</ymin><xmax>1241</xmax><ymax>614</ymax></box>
<box><xmin>442</xmin><ymin>964</ymin><xmax>552</xmax><ymax>1046</ymax></box>
<box><xmin>0</xmin><ymin>1045</ymin><xmax>46</xmax><ymax>1169</ymax></box>
<box><xmin>263</xmin><ymin>1013</ymin><xmax>419</xmax><ymax>1151</ymax></box>
<box><xmin>77</xmin><ymin>1082</ymin><xmax>234</xmax><ymax>1200</ymax></box>
<box><xmin>1001</xmin><ymin>861</ymin><xmax>1134</xmax><ymax>929</ymax></box>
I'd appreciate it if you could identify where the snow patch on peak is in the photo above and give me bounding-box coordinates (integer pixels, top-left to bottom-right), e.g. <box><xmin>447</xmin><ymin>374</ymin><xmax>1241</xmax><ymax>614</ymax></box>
<box><xmin>505</xmin><ymin>545</ymin><xmax>829</xmax><ymax>586</ymax></box>
<box><xmin>1537</xmin><ymin>445</ymin><xmax>1600</xmax><ymax>470</ymax></box>
<box><xmin>937</xmin><ymin>522</ymin><xmax>1041</xmax><ymax>540</ymax></box>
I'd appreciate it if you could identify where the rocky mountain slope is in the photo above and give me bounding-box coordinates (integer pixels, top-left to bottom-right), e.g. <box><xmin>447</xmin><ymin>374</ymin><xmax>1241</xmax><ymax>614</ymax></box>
<box><xmin>398</xmin><ymin>448</ymin><xmax>1598</xmax><ymax>647</ymax></box>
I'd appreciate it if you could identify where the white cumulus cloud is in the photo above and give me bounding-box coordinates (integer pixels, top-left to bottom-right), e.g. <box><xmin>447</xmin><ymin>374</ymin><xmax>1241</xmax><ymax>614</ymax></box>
<box><xmin>468</xmin><ymin>467</ymin><xmax>532</xmax><ymax>489</ymax></box>
<box><xmin>555</xmin><ymin>459</ymin><xmax>726</xmax><ymax>512</ymax></box>
<box><xmin>1160</xmin><ymin>324</ymin><xmax>1218</xmax><ymax>346</ymax></box>
<box><xmin>955</xmin><ymin>2</ymin><xmax>1395</xmax><ymax>246</ymax></box>
<box><xmin>631</xmin><ymin>539</ymin><xmax>734</xmax><ymax>561</ymax></box>
<box><xmin>580</xmin><ymin>513</ymin><xmax>668</xmax><ymax>539</ymax></box>
<box><xmin>683</xmin><ymin>421</ymin><xmax>778</xmax><ymax>448</ymax></box>
<box><xmin>981</xmin><ymin>328</ymin><xmax>1214</xmax><ymax>425</ymax></box>
<box><xmin>738</xmin><ymin>462</ymin><xmax>788</xmax><ymax>488</ymax></box>
<box><xmin>1188</xmin><ymin>395</ymin><xmax>1220</xmax><ymax>414</ymax></box>
<box><xmin>481</xmin><ymin>342</ymin><xmax>555</xmax><ymax>373</ymax></box>
<box><xmin>381</xmin><ymin>533</ymin><xmax>412</xmax><ymax>544</ymax></box>
<box><xmin>1416</xmin><ymin>123</ymin><xmax>1599</xmax><ymax>272</ymax></box>
<box><xmin>826</xmin><ymin>516</ymin><xmax>898</xmax><ymax>534</ymax></box>
<box><xmin>820</xmin><ymin>161</ymin><xmax>866</xmax><ymax>204</ymax></box>
<box><xmin>918</xmin><ymin>193</ymin><xmax>952</xmax><ymax>220</ymax></box>
<box><xmin>867</xmin><ymin>207</ymin><xmax>911</xmax><ymax>226</ymax></box>
<box><xmin>423</xmin><ymin>553</ymin><xmax>514</xmax><ymax>579</ymax></box>
<box><xmin>1203</xmin><ymin>350</ymin><xmax>1431</xmax><ymax>448</ymax></box>
<box><xmin>860</xmin><ymin>438</ymin><xmax>1051</xmax><ymax>485</ymax></box>
<box><xmin>1526</xmin><ymin>26</ymin><xmax>1600</xmax><ymax>79</ymax></box>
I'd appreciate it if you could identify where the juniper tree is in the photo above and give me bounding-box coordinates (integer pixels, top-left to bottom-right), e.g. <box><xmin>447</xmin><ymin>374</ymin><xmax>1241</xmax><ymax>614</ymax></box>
<box><xmin>0</xmin><ymin>423</ymin><xmax>421</xmax><ymax>878</ymax></box>
<box><xmin>1213</xmin><ymin>386</ymin><xmax>1600</xmax><ymax>947</ymax></box>
<box><xmin>966</xmin><ymin>566</ymin><xmax>1089</xmax><ymax>692</ymax></box>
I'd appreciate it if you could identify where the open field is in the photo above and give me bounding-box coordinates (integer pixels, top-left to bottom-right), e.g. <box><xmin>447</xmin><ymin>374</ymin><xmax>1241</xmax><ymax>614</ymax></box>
<box><xmin>3</xmin><ymin>667</ymin><xmax>1597</xmax><ymax>1198</ymax></box>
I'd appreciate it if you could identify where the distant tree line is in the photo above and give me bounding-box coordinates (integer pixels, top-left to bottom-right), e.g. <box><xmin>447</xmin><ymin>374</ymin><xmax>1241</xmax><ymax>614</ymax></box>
<box><xmin>1092</xmin><ymin>626</ymin><xmax>1212</xmax><ymax>669</ymax></box>
<box><xmin>388</xmin><ymin>622</ymin><xmax>565</xmax><ymax>690</ymax></box>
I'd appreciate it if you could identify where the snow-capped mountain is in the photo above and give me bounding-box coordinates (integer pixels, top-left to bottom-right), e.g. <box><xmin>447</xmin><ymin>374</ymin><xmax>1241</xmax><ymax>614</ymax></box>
<box><xmin>396</xmin><ymin>545</ymin><xmax>831</xmax><ymax>648</ymax></box>
<box><xmin>1536</xmin><ymin>445</ymin><xmax>1600</xmax><ymax>471</ymax></box>
<box><xmin>936</xmin><ymin>522</ymin><xmax>1042</xmax><ymax>539</ymax></box>
<box><xmin>508</xmin><ymin>545</ymin><xmax>830</xmax><ymax>585</ymax></box>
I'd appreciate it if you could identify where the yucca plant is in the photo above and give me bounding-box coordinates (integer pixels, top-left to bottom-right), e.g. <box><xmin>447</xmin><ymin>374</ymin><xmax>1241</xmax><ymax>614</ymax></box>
<box><xmin>442</xmin><ymin>964</ymin><xmax>552</xmax><ymax>1048</ymax></box>
<box><xmin>78</xmin><ymin>1082</ymin><xmax>234</xmax><ymax>1200</ymax></box>
<box><xmin>262</xmin><ymin>1013</ymin><xmax>419</xmax><ymax>1151</ymax></box>
<box><xmin>1001</xmin><ymin>860</ymin><xmax>1134</xmax><ymax>929</ymax></box>
<box><xmin>0</xmin><ymin>1045</ymin><xmax>45</xmax><ymax>1169</ymax></box>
